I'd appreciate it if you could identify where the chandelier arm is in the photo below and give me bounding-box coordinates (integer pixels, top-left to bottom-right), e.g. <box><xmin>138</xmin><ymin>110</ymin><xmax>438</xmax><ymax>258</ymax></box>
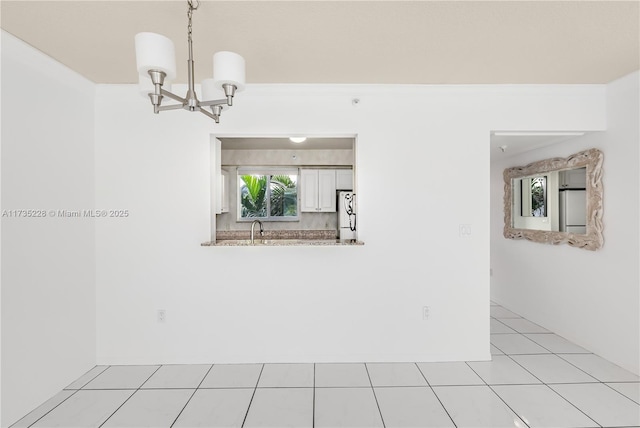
<box><xmin>157</xmin><ymin>103</ymin><xmax>186</xmax><ymax>112</ymax></box>
<box><xmin>160</xmin><ymin>89</ymin><xmax>187</xmax><ymax>104</ymax></box>
<box><xmin>199</xmin><ymin>98</ymin><xmax>230</xmax><ymax>108</ymax></box>
<box><xmin>198</xmin><ymin>108</ymin><xmax>220</xmax><ymax>123</ymax></box>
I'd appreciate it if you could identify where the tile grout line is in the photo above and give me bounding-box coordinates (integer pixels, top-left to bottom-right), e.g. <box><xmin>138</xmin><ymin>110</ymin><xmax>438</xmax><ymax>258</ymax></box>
<box><xmin>414</xmin><ymin>363</ymin><xmax>457</xmax><ymax>428</ymax></box>
<box><xmin>205</xmin><ymin>385</ymin><xmax>372</xmax><ymax>389</ymax></box>
<box><xmin>491</xmin><ymin>324</ymin><xmax>594</xmax><ymax>356</ymax></box>
<box><xmin>541</xmin><ymin>383</ymin><xmax>605</xmax><ymax>428</ymax></box>
<box><xmin>491</xmin><ymin>317</ymin><xmax>518</xmax><ymax>334</ymax></box>
<box><xmin>57</xmin><ymin>382</ymin><xmax>629</xmax><ymax>389</ymax></box>
<box><xmin>516</xmin><ymin>331</ymin><xmax>556</xmax><ymax>353</ymax></box>
<box><xmin>600</xmin><ymin>383</ymin><xmax>640</xmax><ymax>406</ymax></box>
<box><xmin>169</xmin><ymin>364</ymin><xmax>215</xmax><ymax>428</ymax></box>
<box><xmin>488</xmin><ymin>341</ymin><xmax>508</xmax><ymax>356</ymax></box>
<box><xmin>464</xmin><ymin>361</ymin><xmax>532</xmax><ymax>428</ymax></box>
<box><xmin>22</xmin><ymin>390</ymin><xmax>81</xmax><ymax>428</ymax></box>
<box><xmin>552</xmin><ymin>354</ymin><xmax>640</xmax><ymax>407</ymax></box>
<box><xmin>23</xmin><ymin>365</ymin><xmax>112</xmax><ymax>428</ymax></box>
<box><xmin>493</xmin><ymin>316</ymin><xmax>639</xmax><ymax>424</ymax></box>
<box><xmin>240</xmin><ymin>363</ymin><xmax>264</xmax><ymax>428</ymax></box>
<box><xmin>312</xmin><ymin>363</ymin><xmax>316</xmax><ymax>428</ymax></box>
<box><xmin>508</xmin><ymin>330</ymin><xmax>605</xmax><ymax>384</ymax></box>
<box><xmin>555</xmin><ymin>353</ymin><xmax>612</xmax><ymax>382</ymax></box>
<box><xmin>495</xmin><ymin>327</ymin><xmax>605</xmax><ymax>426</ymax></box>
<box><xmin>364</xmin><ymin>363</ymin><xmax>386</xmax><ymax>428</ymax></box>
<box><xmin>500</xmin><ymin>344</ymin><xmax>604</xmax><ymax>427</ymax></box>
<box><xmin>522</xmin><ymin>333</ymin><xmax>592</xmax><ymax>352</ymax></box>
<box><xmin>491</xmin><ymin>330</ymin><xmax>554</xmax><ymax>355</ymax></box>
<box><xmin>97</xmin><ymin>365</ymin><xmax>162</xmax><ymax>428</ymax></box>
<box><xmin>553</xmin><ymin>353</ymin><xmax>632</xmax><ymax>383</ymax></box>
<box><xmin>69</xmin><ymin>365</ymin><xmax>112</xmax><ymax>390</ymax></box>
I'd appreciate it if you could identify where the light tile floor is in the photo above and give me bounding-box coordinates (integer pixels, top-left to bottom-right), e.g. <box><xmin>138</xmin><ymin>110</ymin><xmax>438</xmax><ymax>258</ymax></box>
<box><xmin>11</xmin><ymin>302</ymin><xmax>640</xmax><ymax>428</ymax></box>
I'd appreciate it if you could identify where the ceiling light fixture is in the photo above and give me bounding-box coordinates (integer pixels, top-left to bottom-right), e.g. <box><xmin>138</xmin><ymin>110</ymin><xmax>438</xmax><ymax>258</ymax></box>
<box><xmin>289</xmin><ymin>137</ymin><xmax>307</xmax><ymax>143</ymax></box>
<box><xmin>135</xmin><ymin>0</ymin><xmax>245</xmax><ymax>123</ymax></box>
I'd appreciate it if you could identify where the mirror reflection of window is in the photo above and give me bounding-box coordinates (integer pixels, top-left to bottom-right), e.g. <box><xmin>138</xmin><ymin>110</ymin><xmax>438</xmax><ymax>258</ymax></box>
<box><xmin>530</xmin><ymin>177</ymin><xmax>547</xmax><ymax>217</ymax></box>
<box><xmin>521</xmin><ymin>176</ymin><xmax>547</xmax><ymax>217</ymax></box>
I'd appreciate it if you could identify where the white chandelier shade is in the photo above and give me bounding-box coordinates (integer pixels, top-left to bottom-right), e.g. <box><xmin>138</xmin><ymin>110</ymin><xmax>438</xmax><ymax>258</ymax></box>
<box><xmin>134</xmin><ymin>35</ymin><xmax>245</xmax><ymax>92</ymax></box>
<box><xmin>201</xmin><ymin>78</ymin><xmax>229</xmax><ymax>116</ymax></box>
<box><xmin>135</xmin><ymin>32</ymin><xmax>177</xmax><ymax>80</ymax></box>
<box><xmin>212</xmin><ymin>51</ymin><xmax>246</xmax><ymax>91</ymax></box>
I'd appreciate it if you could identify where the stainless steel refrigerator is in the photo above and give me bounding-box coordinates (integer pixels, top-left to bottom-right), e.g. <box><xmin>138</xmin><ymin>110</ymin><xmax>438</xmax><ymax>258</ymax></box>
<box><xmin>338</xmin><ymin>191</ymin><xmax>357</xmax><ymax>240</ymax></box>
<box><xmin>559</xmin><ymin>189</ymin><xmax>586</xmax><ymax>234</ymax></box>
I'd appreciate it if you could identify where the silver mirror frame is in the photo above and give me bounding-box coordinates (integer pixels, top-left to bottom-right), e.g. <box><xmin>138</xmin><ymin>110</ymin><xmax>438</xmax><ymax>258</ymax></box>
<box><xmin>503</xmin><ymin>148</ymin><xmax>604</xmax><ymax>250</ymax></box>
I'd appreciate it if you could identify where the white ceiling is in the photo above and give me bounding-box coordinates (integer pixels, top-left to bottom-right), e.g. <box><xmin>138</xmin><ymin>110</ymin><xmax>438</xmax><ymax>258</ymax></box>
<box><xmin>1</xmin><ymin>1</ymin><xmax>638</xmax><ymax>85</ymax></box>
<box><xmin>2</xmin><ymin>1</ymin><xmax>634</xmax><ymax>160</ymax></box>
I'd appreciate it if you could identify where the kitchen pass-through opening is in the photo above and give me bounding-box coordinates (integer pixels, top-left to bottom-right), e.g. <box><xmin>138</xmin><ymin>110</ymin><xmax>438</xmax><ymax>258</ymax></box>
<box><xmin>209</xmin><ymin>135</ymin><xmax>358</xmax><ymax>244</ymax></box>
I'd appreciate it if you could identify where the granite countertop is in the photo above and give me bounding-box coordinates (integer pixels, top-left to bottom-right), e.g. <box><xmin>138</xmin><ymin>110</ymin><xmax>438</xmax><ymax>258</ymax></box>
<box><xmin>202</xmin><ymin>230</ymin><xmax>364</xmax><ymax>246</ymax></box>
<box><xmin>204</xmin><ymin>239</ymin><xmax>363</xmax><ymax>247</ymax></box>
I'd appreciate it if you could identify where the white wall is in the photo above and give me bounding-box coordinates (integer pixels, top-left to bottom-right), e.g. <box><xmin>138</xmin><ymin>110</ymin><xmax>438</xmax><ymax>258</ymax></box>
<box><xmin>1</xmin><ymin>32</ymin><xmax>96</xmax><ymax>426</ymax></box>
<box><xmin>0</xmin><ymin>29</ymin><xmax>4</xmax><ymax>428</ymax></box>
<box><xmin>491</xmin><ymin>71</ymin><xmax>639</xmax><ymax>375</ymax></box>
<box><xmin>95</xmin><ymin>83</ymin><xmax>604</xmax><ymax>365</ymax></box>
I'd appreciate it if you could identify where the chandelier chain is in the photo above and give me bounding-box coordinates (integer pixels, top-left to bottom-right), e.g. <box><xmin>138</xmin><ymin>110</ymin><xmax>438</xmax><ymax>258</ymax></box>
<box><xmin>187</xmin><ymin>0</ymin><xmax>199</xmax><ymax>41</ymax></box>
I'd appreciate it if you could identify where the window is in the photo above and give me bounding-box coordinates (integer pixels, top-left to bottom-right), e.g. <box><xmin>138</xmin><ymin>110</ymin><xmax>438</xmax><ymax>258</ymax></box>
<box><xmin>237</xmin><ymin>168</ymin><xmax>298</xmax><ymax>221</ymax></box>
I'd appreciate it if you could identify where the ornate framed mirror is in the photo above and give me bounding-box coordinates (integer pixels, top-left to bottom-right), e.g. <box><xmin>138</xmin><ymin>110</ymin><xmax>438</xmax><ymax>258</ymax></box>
<box><xmin>503</xmin><ymin>148</ymin><xmax>603</xmax><ymax>250</ymax></box>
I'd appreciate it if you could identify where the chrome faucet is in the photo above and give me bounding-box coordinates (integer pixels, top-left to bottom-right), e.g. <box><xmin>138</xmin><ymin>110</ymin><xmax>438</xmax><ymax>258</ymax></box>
<box><xmin>250</xmin><ymin>219</ymin><xmax>264</xmax><ymax>244</ymax></box>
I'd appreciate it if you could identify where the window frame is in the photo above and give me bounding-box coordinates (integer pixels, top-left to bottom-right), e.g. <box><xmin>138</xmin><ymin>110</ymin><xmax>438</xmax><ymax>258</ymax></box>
<box><xmin>236</xmin><ymin>167</ymin><xmax>300</xmax><ymax>222</ymax></box>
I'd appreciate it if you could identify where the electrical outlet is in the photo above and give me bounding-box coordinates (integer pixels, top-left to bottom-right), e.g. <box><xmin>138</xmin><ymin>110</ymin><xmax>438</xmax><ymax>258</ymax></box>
<box><xmin>157</xmin><ymin>309</ymin><xmax>166</xmax><ymax>323</ymax></box>
<box><xmin>422</xmin><ymin>306</ymin><xmax>430</xmax><ymax>320</ymax></box>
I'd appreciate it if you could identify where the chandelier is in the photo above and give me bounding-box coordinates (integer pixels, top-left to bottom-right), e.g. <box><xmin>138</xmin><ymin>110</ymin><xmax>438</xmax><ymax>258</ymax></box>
<box><xmin>134</xmin><ymin>0</ymin><xmax>245</xmax><ymax>123</ymax></box>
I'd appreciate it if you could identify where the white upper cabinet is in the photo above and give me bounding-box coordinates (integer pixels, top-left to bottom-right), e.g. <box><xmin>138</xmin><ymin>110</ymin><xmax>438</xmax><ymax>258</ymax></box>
<box><xmin>336</xmin><ymin>169</ymin><xmax>353</xmax><ymax>190</ymax></box>
<box><xmin>301</xmin><ymin>169</ymin><xmax>337</xmax><ymax>212</ymax></box>
<box><xmin>300</xmin><ymin>169</ymin><xmax>319</xmax><ymax>212</ymax></box>
<box><xmin>560</xmin><ymin>167</ymin><xmax>587</xmax><ymax>189</ymax></box>
<box><xmin>318</xmin><ymin>170</ymin><xmax>337</xmax><ymax>211</ymax></box>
